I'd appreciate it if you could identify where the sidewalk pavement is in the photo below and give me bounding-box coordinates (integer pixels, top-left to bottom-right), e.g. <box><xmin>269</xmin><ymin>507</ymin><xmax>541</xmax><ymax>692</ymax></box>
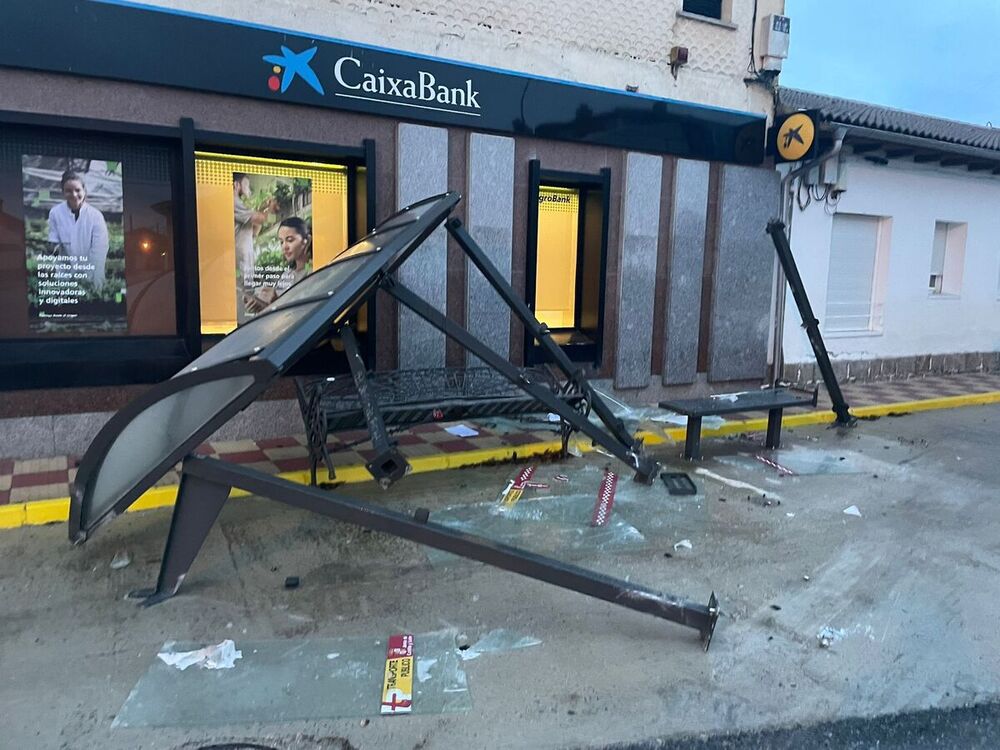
<box><xmin>1</xmin><ymin>371</ymin><xmax>999</xmax><ymax>523</ymax></box>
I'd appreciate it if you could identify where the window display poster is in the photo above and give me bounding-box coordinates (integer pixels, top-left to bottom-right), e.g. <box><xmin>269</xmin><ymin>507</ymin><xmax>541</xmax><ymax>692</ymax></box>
<box><xmin>233</xmin><ymin>172</ymin><xmax>313</xmax><ymax>324</ymax></box>
<box><xmin>21</xmin><ymin>155</ymin><xmax>127</xmax><ymax>333</ymax></box>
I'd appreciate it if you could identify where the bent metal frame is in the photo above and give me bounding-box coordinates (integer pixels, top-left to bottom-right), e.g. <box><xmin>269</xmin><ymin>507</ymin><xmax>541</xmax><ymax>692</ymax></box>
<box><xmin>70</xmin><ymin>192</ymin><xmax>719</xmax><ymax>649</ymax></box>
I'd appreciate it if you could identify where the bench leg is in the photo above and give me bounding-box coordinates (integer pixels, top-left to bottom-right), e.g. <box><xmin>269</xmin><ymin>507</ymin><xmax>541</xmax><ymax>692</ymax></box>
<box><xmin>684</xmin><ymin>416</ymin><xmax>703</xmax><ymax>460</ymax></box>
<box><xmin>765</xmin><ymin>408</ymin><xmax>783</xmax><ymax>450</ymax></box>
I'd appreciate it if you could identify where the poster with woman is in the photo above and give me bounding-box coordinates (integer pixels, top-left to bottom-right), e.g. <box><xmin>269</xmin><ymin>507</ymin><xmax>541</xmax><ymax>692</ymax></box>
<box><xmin>21</xmin><ymin>155</ymin><xmax>126</xmax><ymax>333</ymax></box>
<box><xmin>233</xmin><ymin>172</ymin><xmax>313</xmax><ymax>323</ymax></box>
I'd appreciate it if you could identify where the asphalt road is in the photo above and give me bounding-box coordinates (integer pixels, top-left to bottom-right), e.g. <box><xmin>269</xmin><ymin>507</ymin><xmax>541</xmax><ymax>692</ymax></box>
<box><xmin>620</xmin><ymin>701</ymin><xmax>1000</xmax><ymax>749</ymax></box>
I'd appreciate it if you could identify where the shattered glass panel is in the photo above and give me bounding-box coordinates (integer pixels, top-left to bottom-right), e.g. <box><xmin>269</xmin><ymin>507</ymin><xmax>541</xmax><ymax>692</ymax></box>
<box><xmin>458</xmin><ymin>629</ymin><xmax>542</xmax><ymax>661</ymax></box>
<box><xmin>589</xmin><ymin>387</ymin><xmax>725</xmax><ymax>433</ymax></box>
<box><xmin>424</xmin><ymin>463</ymin><xmax>705</xmax><ymax>567</ymax></box>
<box><xmin>427</xmin><ymin>489</ymin><xmax>645</xmax><ymax>566</ymax></box>
<box><xmin>716</xmin><ymin>444</ymin><xmax>896</xmax><ymax>476</ymax></box>
<box><xmin>113</xmin><ymin>630</ymin><xmax>472</xmax><ymax>727</ymax></box>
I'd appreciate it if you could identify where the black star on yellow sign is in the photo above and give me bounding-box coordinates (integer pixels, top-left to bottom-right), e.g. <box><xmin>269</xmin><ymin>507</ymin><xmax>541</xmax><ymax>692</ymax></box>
<box><xmin>775</xmin><ymin>112</ymin><xmax>816</xmax><ymax>162</ymax></box>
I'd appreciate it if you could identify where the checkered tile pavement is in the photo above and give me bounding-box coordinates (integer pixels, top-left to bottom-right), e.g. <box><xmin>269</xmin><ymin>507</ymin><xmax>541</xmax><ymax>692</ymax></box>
<box><xmin>713</xmin><ymin>372</ymin><xmax>1000</xmax><ymax>422</ymax></box>
<box><xmin>0</xmin><ymin>421</ymin><xmax>560</xmax><ymax>506</ymax></box>
<box><xmin>2</xmin><ymin>371</ymin><xmax>999</xmax><ymax>506</ymax></box>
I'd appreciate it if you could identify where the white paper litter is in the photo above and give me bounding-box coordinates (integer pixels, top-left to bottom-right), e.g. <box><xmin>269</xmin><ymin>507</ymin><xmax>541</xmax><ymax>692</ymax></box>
<box><xmin>546</xmin><ymin>413</ymin><xmax>562</xmax><ymax>423</ymax></box>
<box><xmin>817</xmin><ymin>626</ymin><xmax>847</xmax><ymax>648</ymax></box>
<box><xmin>417</xmin><ymin>657</ymin><xmax>438</xmax><ymax>682</ymax></box>
<box><xmin>445</xmin><ymin>424</ymin><xmax>479</xmax><ymax>438</ymax></box>
<box><xmin>843</xmin><ymin>505</ymin><xmax>862</xmax><ymax>517</ymax></box>
<box><xmin>110</xmin><ymin>550</ymin><xmax>131</xmax><ymax>570</ymax></box>
<box><xmin>157</xmin><ymin>640</ymin><xmax>243</xmax><ymax>671</ymax></box>
<box><xmin>710</xmin><ymin>393</ymin><xmax>740</xmax><ymax>403</ymax></box>
<box><xmin>673</xmin><ymin>539</ymin><xmax>693</xmax><ymax>551</ymax></box>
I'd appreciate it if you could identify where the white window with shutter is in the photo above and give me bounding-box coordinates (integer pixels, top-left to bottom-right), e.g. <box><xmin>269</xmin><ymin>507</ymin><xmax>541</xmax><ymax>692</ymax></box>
<box><xmin>824</xmin><ymin>214</ymin><xmax>883</xmax><ymax>332</ymax></box>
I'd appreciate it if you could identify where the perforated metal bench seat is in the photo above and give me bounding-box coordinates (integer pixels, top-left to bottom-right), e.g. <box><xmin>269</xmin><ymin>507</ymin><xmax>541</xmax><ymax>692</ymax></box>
<box><xmin>658</xmin><ymin>387</ymin><xmax>818</xmax><ymax>459</ymax></box>
<box><xmin>296</xmin><ymin>366</ymin><xmax>585</xmax><ymax>482</ymax></box>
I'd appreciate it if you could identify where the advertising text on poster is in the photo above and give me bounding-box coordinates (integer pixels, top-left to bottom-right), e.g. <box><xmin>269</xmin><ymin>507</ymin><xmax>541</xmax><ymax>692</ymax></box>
<box><xmin>21</xmin><ymin>155</ymin><xmax>126</xmax><ymax>334</ymax></box>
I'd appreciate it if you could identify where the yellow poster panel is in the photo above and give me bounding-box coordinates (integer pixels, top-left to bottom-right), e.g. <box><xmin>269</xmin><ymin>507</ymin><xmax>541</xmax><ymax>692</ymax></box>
<box><xmin>195</xmin><ymin>152</ymin><xmax>348</xmax><ymax>334</ymax></box>
<box><xmin>535</xmin><ymin>186</ymin><xmax>580</xmax><ymax>329</ymax></box>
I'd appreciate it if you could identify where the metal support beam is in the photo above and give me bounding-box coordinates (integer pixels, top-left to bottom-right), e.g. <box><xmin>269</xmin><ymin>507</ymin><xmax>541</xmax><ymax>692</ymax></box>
<box><xmin>766</xmin><ymin>220</ymin><xmax>854</xmax><ymax>426</ymax></box>
<box><xmin>340</xmin><ymin>324</ymin><xmax>409</xmax><ymax>488</ymax></box>
<box><xmin>383</xmin><ymin>277</ymin><xmax>660</xmax><ymax>483</ymax></box>
<box><xmin>131</xmin><ymin>470</ymin><xmax>230</xmax><ymax>606</ymax></box>
<box><xmin>141</xmin><ymin>456</ymin><xmax>719</xmax><ymax>648</ymax></box>
<box><xmin>445</xmin><ymin>218</ymin><xmax>644</xmax><ymax>460</ymax></box>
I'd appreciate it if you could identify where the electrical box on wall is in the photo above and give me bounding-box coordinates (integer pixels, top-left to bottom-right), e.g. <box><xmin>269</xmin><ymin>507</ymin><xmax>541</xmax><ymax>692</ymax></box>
<box><xmin>761</xmin><ymin>15</ymin><xmax>790</xmax><ymax>71</ymax></box>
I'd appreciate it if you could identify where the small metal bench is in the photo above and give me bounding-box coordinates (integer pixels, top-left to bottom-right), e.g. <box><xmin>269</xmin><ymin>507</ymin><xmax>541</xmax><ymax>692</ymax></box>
<box><xmin>658</xmin><ymin>387</ymin><xmax>818</xmax><ymax>460</ymax></box>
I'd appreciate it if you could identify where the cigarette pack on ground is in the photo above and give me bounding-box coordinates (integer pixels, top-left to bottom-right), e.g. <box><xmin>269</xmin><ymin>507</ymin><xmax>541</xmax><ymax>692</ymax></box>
<box><xmin>380</xmin><ymin>634</ymin><xmax>414</xmax><ymax>715</ymax></box>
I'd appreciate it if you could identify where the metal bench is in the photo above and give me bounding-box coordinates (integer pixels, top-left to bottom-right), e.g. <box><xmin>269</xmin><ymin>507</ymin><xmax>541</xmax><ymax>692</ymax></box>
<box><xmin>295</xmin><ymin>366</ymin><xmax>585</xmax><ymax>485</ymax></box>
<box><xmin>658</xmin><ymin>387</ymin><xmax>818</xmax><ymax>460</ymax></box>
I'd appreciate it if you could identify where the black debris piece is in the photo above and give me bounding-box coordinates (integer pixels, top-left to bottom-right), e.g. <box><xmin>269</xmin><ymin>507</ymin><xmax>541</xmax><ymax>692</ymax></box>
<box><xmin>661</xmin><ymin>472</ymin><xmax>697</xmax><ymax>495</ymax></box>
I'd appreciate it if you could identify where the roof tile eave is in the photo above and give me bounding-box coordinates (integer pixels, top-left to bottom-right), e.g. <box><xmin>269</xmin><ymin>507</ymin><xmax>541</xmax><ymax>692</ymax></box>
<box><xmin>777</xmin><ymin>87</ymin><xmax>1000</xmax><ymax>155</ymax></box>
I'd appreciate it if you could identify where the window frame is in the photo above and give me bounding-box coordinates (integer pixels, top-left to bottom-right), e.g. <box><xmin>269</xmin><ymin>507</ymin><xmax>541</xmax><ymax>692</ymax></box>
<box><xmin>823</xmin><ymin>212</ymin><xmax>891</xmax><ymax>337</ymax></box>
<box><xmin>681</xmin><ymin>0</ymin><xmax>724</xmax><ymax>22</ymax></box>
<box><xmin>0</xmin><ymin>109</ymin><xmax>378</xmax><ymax>389</ymax></box>
<box><xmin>928</xmin><ymin>220</ymin><xmax>967</xmax><ymax>298</ymax></box>
<box><xmin>524</xmin><ymin>160</ymin><xmax>611</xmax><ymax>366</ymax></box>
<box><xmin>190</xmin><ymin>135</ymin><xmax>374</xmax><ymax>371</ymax></box>
<box><xmin>0</xmin><ymin>109</ymin><xmax>190</xmax><ymax>390</ymax></box>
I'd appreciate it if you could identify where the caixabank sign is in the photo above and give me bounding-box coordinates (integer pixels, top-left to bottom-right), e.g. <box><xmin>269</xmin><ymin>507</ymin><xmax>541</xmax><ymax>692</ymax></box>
<box><xmin>0</xmin><ymin>0</ymin><xmax>765</xmax><ymax>164</ymax></box>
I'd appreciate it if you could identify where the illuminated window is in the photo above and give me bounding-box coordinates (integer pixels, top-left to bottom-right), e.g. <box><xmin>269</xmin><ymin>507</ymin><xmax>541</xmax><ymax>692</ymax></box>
<box><xmin>526</xmin><ymin>162</ymin><xmax>610</xmax><ymax>365</ymax></box>
<box><xmin>534</xmin><ymin>186</ymin><xmax>580</xmax><ymax>328</ymax></box>
<box><xmin>194</xmin><ymin>152</ymin><xmax>349</xmax><ymax>334</ymax></box>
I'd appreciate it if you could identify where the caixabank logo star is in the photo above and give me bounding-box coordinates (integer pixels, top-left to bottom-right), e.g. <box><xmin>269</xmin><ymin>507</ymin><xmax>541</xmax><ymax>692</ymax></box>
<box><xmin>262</xmin><ymin>45</ymin><xmax>325</xmax><ymax>95</ymax></box>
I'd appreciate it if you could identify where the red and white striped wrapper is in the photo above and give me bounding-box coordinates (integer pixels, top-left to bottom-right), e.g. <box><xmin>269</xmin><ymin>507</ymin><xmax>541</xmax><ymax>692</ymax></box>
<box><xmin>590</xmin><ymin>470</ymin><xmax>618</xmax><ymax>527</ymax></box>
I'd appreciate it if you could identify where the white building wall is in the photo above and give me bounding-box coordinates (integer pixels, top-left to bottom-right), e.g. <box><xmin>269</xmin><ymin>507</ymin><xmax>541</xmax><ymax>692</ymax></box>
<box><xmin>783</xmin><ymin>157</ymin><xmax>1000</xmax><ymax>365</ymax></box>
<box><xmin>146</xmin><ymin>0</ymin><xmax>781</xmax><ymax>117</ymax></box>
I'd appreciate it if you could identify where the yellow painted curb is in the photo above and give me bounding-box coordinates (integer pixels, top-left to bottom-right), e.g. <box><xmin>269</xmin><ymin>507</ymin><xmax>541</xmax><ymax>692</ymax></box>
<box><xmin>0</xmin><ymin>439</ymin><xmax>570</xmax><ymax>531</ymax></box>
<box><xmin>2</xmin><ymin>390</ymin><xmax>997</xmax><ymax>532</ymax></box>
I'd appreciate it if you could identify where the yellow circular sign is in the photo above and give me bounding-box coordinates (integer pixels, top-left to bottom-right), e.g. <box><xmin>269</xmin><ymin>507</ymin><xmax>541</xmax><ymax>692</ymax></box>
<box><xmin>776</xmin><ymin>112</ymin><xmax>816</xmax><ymax>161</ymax></box>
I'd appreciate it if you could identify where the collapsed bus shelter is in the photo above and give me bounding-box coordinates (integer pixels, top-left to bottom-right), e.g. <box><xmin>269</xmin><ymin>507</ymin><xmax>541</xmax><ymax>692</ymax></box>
<box><xmin>70</xmin><ymin>192</ymin><xmax>722</xmax><ymax>649</ymax></box>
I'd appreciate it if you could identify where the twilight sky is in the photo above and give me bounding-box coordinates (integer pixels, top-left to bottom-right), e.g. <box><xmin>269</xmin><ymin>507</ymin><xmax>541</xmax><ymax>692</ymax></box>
<box><xmin>780</xmin><ymin>0</ymin><xmax>1000</xmax><ymax>126</ymax></box>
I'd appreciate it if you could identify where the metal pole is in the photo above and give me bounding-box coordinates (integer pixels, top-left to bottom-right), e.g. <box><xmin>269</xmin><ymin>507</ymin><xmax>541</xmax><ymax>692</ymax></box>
<box><xmin>172</xmin><ymin>456</ymin><xmax>719</xmax><ymax>648</ymax></box>
<box><xmin>340</xmin><ymin>324</ymin><xmax>409</xmax><ymax>487</ymax></box>
<box><xmin>767</xmin><ymin>220</ymin><xmax>854</xmax><ymax>425</ymax></box>
<box><xmin>382</xmin><ymin>277</ymin><xmax>660</xmax><ymax>483</ymax></box>
<box><xmin>770</xmin><ymin>127</ymin><xmax>848</xmax><ymax>383</ymax></box>
<box><xmin>445</xmin><ymin>218</ymin><xmax>641</xmax><ymax>455</ymax></box>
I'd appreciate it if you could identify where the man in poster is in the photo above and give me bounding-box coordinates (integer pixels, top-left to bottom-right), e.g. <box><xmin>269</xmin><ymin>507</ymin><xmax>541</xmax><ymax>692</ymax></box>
<box><xmin>233</xmin><ymin>171</ymin><xmax>277</xmax><ymax>288</ymax></box>
<box><xmin>47</xmin><ymin>170</ymin><xmax>110</xmax><ymax>290</ymax></box>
